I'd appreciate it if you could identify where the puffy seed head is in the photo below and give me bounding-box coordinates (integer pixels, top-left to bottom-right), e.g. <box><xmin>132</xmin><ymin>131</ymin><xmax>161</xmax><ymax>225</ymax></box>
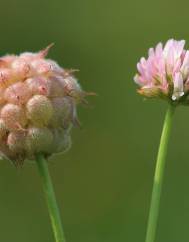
<box><xmin>0</xmin><ymin>46</ymin><xmax>90</xmax><ymax>164</ymax></box>
<box><xmin>26</xmin><ymin>95</ymin><xmax>53</xmax><ymax>126</ymax></box>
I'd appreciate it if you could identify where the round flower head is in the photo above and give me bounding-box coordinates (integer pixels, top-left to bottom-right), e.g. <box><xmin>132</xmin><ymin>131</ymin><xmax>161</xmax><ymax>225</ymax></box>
<box><xmin>0</xmin><ymin>45</ymin><xmax>91</xmax><ymax>165</ymax></box>
<box><xmin>134</xmin><ymin>39</ymin><xmax>189</xmax><ymax>104</ymax></box>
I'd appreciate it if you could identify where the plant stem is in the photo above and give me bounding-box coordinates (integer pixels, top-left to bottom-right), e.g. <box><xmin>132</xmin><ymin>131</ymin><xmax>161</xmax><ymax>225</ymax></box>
<box><xmin>145</xmin><ymin>104</ymin><xmax>175</xmax><ymax>242</ymax></box>
<box><xmin>36</xmin><ymin>153</ymin><xmax>66</xmax><ymax>242</ymax></box>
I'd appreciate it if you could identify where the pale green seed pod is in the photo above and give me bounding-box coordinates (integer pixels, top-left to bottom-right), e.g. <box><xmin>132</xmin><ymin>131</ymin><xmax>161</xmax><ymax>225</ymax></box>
<box><xmin>26</xmin><ymin>95</ymin><xmax>53</xmax><ymax>127</ymax></box>
<box><xmin>26</xmin><ymin>127</ymin><xmax>53</xmax><ymax>155</ymax></box>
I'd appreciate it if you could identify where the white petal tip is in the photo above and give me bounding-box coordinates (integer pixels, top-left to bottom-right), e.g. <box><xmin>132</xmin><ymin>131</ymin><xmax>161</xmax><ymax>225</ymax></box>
<box><xmin>180</xmin><ymin>92</ymin><xmax>185</xmax><ymax>97</ymax></box>
<box><xmin>172</xmin><ymin>92</ymin><xmax>184</xmax><ymax>101</ymax></box>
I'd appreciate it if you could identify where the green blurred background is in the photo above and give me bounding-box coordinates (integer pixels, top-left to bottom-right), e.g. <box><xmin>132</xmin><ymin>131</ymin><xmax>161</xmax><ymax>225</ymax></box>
<box><xmin>0</xmin><ymin>0</ymin><xmax>189</xmax><ymax>241</ymax></box>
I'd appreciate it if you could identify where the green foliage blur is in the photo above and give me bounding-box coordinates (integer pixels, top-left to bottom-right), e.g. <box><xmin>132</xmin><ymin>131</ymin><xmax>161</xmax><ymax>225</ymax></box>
<box><xmin>0</xmin><ymin>0</ymin><xmax>189</xmax><ymax>241</ymax></box>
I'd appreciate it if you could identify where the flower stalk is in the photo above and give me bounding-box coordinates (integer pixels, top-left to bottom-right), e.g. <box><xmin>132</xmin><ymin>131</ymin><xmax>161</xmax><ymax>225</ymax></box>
<box><xmin>36</xmin><ymin>153</ymin><xmax>66</xmax><ymax>242</ymax></box>
<box><xmin>145</xmin><ymin>104</ymin><xmax>175</xmax><ymax>242</ymax></box>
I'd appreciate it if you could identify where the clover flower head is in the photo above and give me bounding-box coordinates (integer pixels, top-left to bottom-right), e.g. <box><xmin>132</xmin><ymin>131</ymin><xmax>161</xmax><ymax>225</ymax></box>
<box><xmin>134</xmin><ymin>39</ymin><xmax>189</xmax><ymax>104</ymax></box>
<box><xmin>0</xmin><ymin>45</ymin><xmax>90</xmax><ymax>165</ymax></box>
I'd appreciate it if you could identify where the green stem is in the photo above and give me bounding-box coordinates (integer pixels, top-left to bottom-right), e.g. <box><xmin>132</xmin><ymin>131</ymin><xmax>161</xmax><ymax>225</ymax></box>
<box><xmin>145</xmin><ymin>104</ymin><xmax>175</xmax><ymax>242</ymax></box>
<box><xmin>36</xmin><ymin>153</ymin><xmax>66</xmax><ymax>242</ymax></box>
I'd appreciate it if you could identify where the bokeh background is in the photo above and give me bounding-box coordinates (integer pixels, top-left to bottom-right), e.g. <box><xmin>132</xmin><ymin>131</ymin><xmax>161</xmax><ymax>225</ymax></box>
<box><xmin>0</xmin><ymin>0</ymin><xmax>189</xmax><ymax>241</ymax></box>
